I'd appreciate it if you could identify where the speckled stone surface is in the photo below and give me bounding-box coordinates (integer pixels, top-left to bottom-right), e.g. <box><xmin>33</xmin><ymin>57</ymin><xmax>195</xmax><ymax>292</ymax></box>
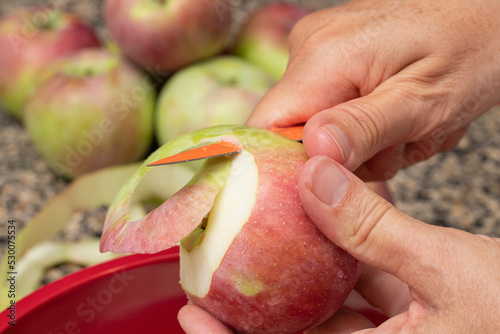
<box><xmin>390</xmin><ymin>106</ymin><xmax>500</xmax><ymax>237</ymax></box>
<box><xmin>0</xmin><ymin>0</ymin><xmax>499</xmax><ymax>284</ymax></box>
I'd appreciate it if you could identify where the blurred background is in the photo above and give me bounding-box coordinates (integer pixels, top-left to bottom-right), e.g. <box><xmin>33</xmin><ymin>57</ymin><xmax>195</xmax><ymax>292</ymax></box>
<box><xmin>0</xmin><ymin>0</ymin><xmax>499</xmax><ymax>295</ymax></box>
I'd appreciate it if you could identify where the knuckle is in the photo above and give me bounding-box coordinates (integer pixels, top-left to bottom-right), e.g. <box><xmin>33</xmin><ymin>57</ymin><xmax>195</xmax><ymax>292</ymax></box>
<box><xmin>346</xmin><ymin>193</ymin><xmax>394</xmax><ymax>254</ymax></box>
<box><xmin>288</xmin><ymin>16</ymin><xmax>306</xmax><ymax>46</ymax></box>
<box><xmin>288</xmin><ymin>13</ymin><xmax>335</xmax><ymax>61</ymax></box>
<box><xmin>288</xmin><ymin>14</ymin><xmax>317</xmax><ymax>53</ymax></box>
<box><xmin>337</xmin><ymin>103</ymin><xmax>386</xmax><ymax>156</ymax></box>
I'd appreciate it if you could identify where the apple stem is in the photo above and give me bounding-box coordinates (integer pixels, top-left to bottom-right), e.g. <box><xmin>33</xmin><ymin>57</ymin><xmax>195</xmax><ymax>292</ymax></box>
<box><xmin>201</xmin><ymin>216</ymin><xmax>208</xmax><ymax>230</ymax></box>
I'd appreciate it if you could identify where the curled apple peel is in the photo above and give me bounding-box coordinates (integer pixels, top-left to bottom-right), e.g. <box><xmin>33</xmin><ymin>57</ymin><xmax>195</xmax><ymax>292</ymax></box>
<box><xmin>100</xmin><ymin>125</ymin><xmax>362</xmax><ymax>334</ymax></box>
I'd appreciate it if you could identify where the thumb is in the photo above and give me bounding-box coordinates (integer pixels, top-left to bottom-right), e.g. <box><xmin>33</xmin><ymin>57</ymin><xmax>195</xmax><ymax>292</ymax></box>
<box><xmin>298</xmin><ymin>156</ymin><xmax>443</xmax><ymax>288</ymax></box>
<box><xmin>301</xmin><ymin>83</ymin><xmax>440</xmax><ymax>174</ymax></box>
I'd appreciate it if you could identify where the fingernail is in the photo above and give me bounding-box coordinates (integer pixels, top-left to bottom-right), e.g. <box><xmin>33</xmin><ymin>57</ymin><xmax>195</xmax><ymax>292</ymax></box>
<box><xmin>320</xmin><ymin>124</ymin><xmax>351</xmax><ymax>162</ymax></box>
<box><xmin>307</xmin><ymin>157</ymin><xmax>350</xmax><ymax>206</ymax></box>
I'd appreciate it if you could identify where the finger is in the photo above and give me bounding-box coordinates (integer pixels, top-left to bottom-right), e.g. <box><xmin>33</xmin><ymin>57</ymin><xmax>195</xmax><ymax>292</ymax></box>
<box><xmin>345</xmin><ymin>183</ymin><xmax>412</xmax><ymax>318</ymax></box>
<box><xmin>355</xmin><ymin>266</ymin><xmax>412</xmax><ymax>317</ymax></box>
<box><xmin>301</xmin><ymin>70</ymin><xmax>444</xmax><ymax>171</ymax></box>
<box><xmin>354</xmin><ymin>145</ymin><xmax>406</xmax><ymax>181</ymax></box>
<box><xmin>342</xmin><ymin>289</ymin><xmax>388</xmax><ymax>325</ymax></box>
<box><xmin>245</xmin><ymin>7</ymin><xmax>388</xmax><ymax>130</ymax></box>
<box><xmin>401</xmin><ymin>126</ymin><xmax>469</xmax><ymax>168</ymax></box>
<box><xmin>245</xmin><ymin>55</ymin><xmax>360</xmax><ymax>129</ymax></box>
<box><xmin>438</xmin><ymin>126</ymin><xmax>468</xmax><ymax>152</ymax></box>
<box><xmin>366</xmin><ymin>181</ymin><xmax>393</xmax><ymax>203</ymax></box>
<box><xmin>297</xmin><ymin>156</ymin><xmax>447</xmax><ymax>291</ymax></box>
<box><xmin>353</xmin><ymin>126</ymin><xmax>466</xmax><ymax>180</ymax></box>
<box><xmin>304</xmin><ymin>308</ymin><xmax>375</xmax><ymax>334</ymax></box>
<box><xmin>178</xmin><ymin>304</ymin><xmax>234</xmax><ymax>334</ymax></box>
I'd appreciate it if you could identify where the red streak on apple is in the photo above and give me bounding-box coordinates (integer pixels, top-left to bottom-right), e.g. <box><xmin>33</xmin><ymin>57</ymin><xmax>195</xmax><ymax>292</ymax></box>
<box><xmin>101</xmin><ymin>177</ymin><xmax>225</xmax><ymax>254</ymax></box>
<box><xmin>105</xmin><ymin>0</ymin><xmax>232</xmax><ymax>72</ymax></box>
<box><xmin>239</xmin><ymin>3</ymin><xmax>310</xmax><ymax>45</ymax></box>
<box><xmin>0</xmin><ymin>7</ymin><xmax>101</xmax><ymax>117</ymax></box>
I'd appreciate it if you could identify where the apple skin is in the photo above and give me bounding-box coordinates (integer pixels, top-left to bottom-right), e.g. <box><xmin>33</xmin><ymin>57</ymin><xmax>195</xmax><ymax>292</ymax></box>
<box><xmin>0</xmin><ymin>7</ymin><xmax>100</xmax><ymax>118</ymax></box>
<box><xmin>155</xmin><ymin>56</ymin><xmax>275</xmax><ymax>145</ymax></box>
<box><xmin>101</xmin><ymin>157</ymin><xmax>231</xmax><ymax>253</ymax></box>
<box><xmin>233</xmin><ymin>3</ymin><xmax>310</xmax><ymax>80</ymax></box>
<box><xmin>184</xmin><ymin>131</ymin><xmax>361</xmax><ymax>334</ymax></box>
<box><xmin>100</xmin><ymin>125</ymin><xmax>362</xmax><ymax>334</ymax></box>
<box><xmin>105</xmin><ymin>0</ymin><xmax>232</xmax><ymax>73</ymax></box>
<box><xmin>24</xmin><ymin>48</ymin><xmax>155</xmax><ymax>179</ymax></box>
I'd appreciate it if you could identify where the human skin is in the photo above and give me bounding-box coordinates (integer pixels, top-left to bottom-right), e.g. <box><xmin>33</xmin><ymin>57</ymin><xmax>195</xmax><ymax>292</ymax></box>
<box><xmin>296</xmin><ymin>157</ymin><xmax>500</xmax><ymax>333</ymax></box>
<box><xmin>178</xmin><ymin>0</ymin><xmax>500</xmax><ymax>332</ymax></box>
<box><xmin>247</xmin><ymin>0</ymin><xmax>500</xmax><ymax>181</ymax></box>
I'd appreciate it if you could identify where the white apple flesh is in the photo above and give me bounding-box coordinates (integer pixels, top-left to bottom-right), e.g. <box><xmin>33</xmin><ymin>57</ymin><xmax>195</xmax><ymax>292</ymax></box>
<box><xmin>100</xmin><ymin>125</ymin><xmax>362</xmax><ymax>334</ymax></box>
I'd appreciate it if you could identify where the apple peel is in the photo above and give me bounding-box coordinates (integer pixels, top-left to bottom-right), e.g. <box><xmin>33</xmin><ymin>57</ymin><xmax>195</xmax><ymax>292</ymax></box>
<box><xmin>0</xmin><ymin>161</ymin><xmax>193</xmax><ymax>309</ymax></box>
<box><xmin>100</xmin><ymin>126</ymin><xmax>245</xmax><ymax>254</ymax></box>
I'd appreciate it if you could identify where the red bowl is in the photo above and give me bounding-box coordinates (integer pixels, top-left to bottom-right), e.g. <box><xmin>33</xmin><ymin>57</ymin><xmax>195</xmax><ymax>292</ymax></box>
<box><xmin>0</xmin><ymin>247</ymin><xmax>387</xmax><ymax>333</ymax></box>
<box><xmin>0</xmin><ymin>247</ymin><xmax>187</xmax><ymax>334</ymax></box>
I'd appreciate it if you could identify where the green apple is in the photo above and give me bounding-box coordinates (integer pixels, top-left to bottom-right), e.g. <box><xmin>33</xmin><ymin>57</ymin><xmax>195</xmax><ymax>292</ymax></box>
<box><xmin>24</xmin><ymin>49</ymin><xmax>155</xmax><ymax>179</ymax></box>
<box><xmin>155</xmin><ymin>56</ymin><xmax>275</xmax><ymax>146</ymax></box>
<box><xmin>100</xmin><ymin>125</ymin><xmax>362</xmax><ymax>334</ymax></box>
<box><xmin>233</xmin><ymin>3</ymin><xmax>311</xmax><ymax>80</ymax></box>
<box><xmin>0</xmin><ymin>6</ymin><xmax>100</xmax><ymax>118</ymax></box>
<box><xmin>105</xmin><ymin>0</ymin><xmax>232</xmax><ymax>73</ymax></box>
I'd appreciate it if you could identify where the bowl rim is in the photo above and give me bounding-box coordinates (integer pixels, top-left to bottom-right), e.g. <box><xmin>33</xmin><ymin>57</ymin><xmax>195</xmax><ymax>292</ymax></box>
<box><xmin>0</xmin><ymin>247</ymin><xmax>180</xmax><ymax>331</ymax></box>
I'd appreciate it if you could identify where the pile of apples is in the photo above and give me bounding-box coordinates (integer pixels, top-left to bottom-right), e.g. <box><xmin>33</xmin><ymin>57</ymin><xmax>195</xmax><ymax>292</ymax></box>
<box><xmin>0</xmin><ymin>0</ymin><xmax>308</xmax><ymax>179</ymax></box>
<box><xmin>2</xmin><ymin>1</ymin><xmax>365</xmax><ymax>333</ymax></box>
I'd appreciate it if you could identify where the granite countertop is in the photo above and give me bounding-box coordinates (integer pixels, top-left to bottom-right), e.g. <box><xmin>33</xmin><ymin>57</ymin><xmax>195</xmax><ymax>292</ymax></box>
<box><xmin>1</xmin><ymin>0</ymin><xmax>499</xmax><ymax>285</ymax></box>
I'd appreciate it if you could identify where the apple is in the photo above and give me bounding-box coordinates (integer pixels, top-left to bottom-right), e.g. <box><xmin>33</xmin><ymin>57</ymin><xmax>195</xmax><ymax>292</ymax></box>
<box><xmin>0</xmin><ymin>6</ymin><xmax>100</xmax><ymax>119</ymax></box>
<box><xmin>104</xmin><ymin>0</ymin><xmax>233</xmax><ymax>74</ymax></box>
<box><xmin>233</xmin><ymin>3</ymin><xmax>311</xmax><ymax>80</ymax></box>
<box><xmin>155</xmin><ymin>56</ymin><xmax>275</xmax><ymax>145</ymax></box>
<box><xmin>24</xmin><ymin>48</ymin><xmax>155</xmax><ymax>179</ymax></box>
<box><xmin>100</xmin><ymin>125</ymin><xmax>362</xmax><ymax>334</ymax></box>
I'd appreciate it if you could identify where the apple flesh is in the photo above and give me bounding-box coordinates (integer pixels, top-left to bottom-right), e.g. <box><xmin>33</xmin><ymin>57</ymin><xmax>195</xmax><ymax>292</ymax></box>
<box><xmin>233</xmin><ymin>3</ymin><xmax>310</xmax><ymax>80</ymax></box>
<box><xmin>100</xmin><ymin>125</ymin><xmax>362</xmax><ymax>334</ymax></box>
<box><xmin>24</xmin><ymin>48</ymin><xmax>155</xmax><ymax>179</ymax></box>
<box><xmin>105</xmin><ymin>0</ymin><xmax>232</xmax><ymax>73</ymax></box>
<box><xmin>154</xmin><ymin>56</ymin><xmax>275</xmax><ymax>145</ymax></box>
<box><xmin>0</xmin><ymin>7</ymin><xmax>100</xmax><ymax>118</ymax></box>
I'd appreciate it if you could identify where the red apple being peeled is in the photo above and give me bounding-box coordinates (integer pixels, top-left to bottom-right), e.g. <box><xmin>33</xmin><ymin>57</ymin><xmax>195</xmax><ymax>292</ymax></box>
<box><xmin>155</xmin><ymin>56</ymin><xmax>275</xmax><ymax>145</ymax></box>
<box><xmin>233</xmin><ymin>3</ymin><xmax>311</xmax><ymax>80</ymax></box>
<box><xmin>100</xmin><ymin>125</ymin><xmax>362</xmax><ymax>334</ymax></box>
<box><xmin>24</xmin><ymin>49</ymin><xmax>155</xmax><ymax>179</ymax></box>
<box><xmin>0</xmin><ymin>6</ymin><xmax>100</xmax><ymax>118</ymax></box>
<box><xmin>104</xmin><ymin>0</ymin><xmax>232</xmax><ymax>74</ymax></box>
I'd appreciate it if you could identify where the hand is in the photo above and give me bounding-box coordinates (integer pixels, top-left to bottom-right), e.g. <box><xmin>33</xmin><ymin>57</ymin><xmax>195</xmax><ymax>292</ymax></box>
<box><xmin>247</xmin><ymin>0</ymin><xmax>500</xmax><ymax>181</ymax></box>
<box><xmin>178</xmin><ymin>157</ymin><xmax>500</xmax><ymax>333</ymax></box>
<box><xmin>297</xmin><ymin>156</ymin><xmax>500</xmax><ymax>333</ymax></box>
